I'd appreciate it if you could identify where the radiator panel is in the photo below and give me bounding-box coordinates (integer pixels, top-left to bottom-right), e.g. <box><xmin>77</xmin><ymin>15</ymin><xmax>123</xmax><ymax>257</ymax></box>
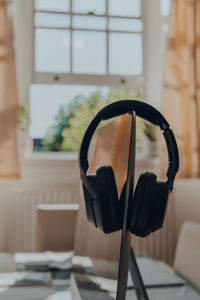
<box><xmin>0</xmin><ymin>183</ymin><xmax>176</xmax><ymax>265</ymax></box>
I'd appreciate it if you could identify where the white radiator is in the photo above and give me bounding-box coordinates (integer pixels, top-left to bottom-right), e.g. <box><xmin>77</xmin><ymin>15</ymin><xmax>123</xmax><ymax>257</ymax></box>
<box><xmin>0</xmin><ymin>181</ymin><xmax>176</xmax><ymax>266</ymax></box>
<box><xmin>3</xmin><ymin>183</ymin><xmax>79</xmax><ymax>252</ymax></box>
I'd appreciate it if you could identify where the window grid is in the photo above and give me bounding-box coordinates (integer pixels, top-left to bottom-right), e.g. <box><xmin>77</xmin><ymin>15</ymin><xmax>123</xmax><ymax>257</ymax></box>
<box><xmin>33</xmin><ymin>0</ymin><xmax>143</xmax><ymax>79</ymax></box>
<box><xmin>34</xmin><ymin>12</ymin><xmax>143</xmax><ymax>31</ymax></box>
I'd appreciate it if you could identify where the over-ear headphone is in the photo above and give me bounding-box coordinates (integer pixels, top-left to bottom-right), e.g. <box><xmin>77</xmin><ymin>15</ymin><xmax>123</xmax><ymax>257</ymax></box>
<box><xmin>78</xmin><ymin>100</ymin><xmax>179</xmax><ymax>237</ymax></box>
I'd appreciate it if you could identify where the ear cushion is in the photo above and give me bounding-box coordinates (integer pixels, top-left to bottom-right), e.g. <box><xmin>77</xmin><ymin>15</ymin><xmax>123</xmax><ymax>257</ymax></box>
<box><xmin>82</xmin><ymin>174</ymin><xmax>98</xmax><ymax>228</ymax></box>
<box><xmin>151</xmin><ymin>181</ymin><xmax>170</xmax><ymax>233</ymax></box>
<box><xmin>129</xmin><ymin>172</ymin><xmax>157</xmax><ymax>237</ymax></box>
<box><xmin>94</xmin><ymin>165</ymin><xmax>121</xmax><ymax>234</ymax></box>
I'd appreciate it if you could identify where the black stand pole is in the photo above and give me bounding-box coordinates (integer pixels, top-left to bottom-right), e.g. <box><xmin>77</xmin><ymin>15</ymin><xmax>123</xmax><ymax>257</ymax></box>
<box><xmin>130</xmin><ymin>248</ymin><xmax>149</xmax><ymax>300</ymax></box>
<box><xmin>116</xmin><ymin>111</ymin><xmax>149</xmax><ymax>300</ymax></box>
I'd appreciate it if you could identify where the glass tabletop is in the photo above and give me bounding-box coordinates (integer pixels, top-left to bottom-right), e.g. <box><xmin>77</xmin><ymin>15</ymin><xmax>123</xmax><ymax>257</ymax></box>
<box><xmin>0</xmin><ymin>272</ymin><xmax>76</xmax><ymax>300</ymax></box>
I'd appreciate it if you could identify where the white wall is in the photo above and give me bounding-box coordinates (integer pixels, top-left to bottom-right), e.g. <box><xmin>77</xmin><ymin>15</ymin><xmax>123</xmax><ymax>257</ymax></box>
<box><xmin>11</xmin><ymin>0</ymin><xmax>33</xmax><ymax>105</ymax></box>
<box><xmin>143</xmin><ymin>0</ymin><xmax>168</xmax><ymax>109</ymax></box>
<box><xmin>20</xmin><ymin>154</ymin><xmax>79</xmax><ymax>185</ymax></box>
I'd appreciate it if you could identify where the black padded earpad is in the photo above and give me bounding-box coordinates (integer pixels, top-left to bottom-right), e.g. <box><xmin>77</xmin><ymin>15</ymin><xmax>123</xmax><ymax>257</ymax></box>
<box><xmin>82</xmin><ymin>174</ymin><xmax>98</xmax><ymax>228</ymax></box>
<box><xmin>151</xmin><ymin>181</ymin><xmax>170</xmax><ymax>233</ymax></box>
<box><xmin>93</xmin><ymin>165</ymin><xmax>121</xmax><ymax>234</ymax></box>
<box><xmin>130</xmin><ymin>172</ymin><xmax>157</xmax><ymax>237</ymax></box>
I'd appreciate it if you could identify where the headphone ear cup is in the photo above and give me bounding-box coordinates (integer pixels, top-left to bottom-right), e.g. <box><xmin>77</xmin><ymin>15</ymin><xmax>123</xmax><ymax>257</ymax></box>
<box><xmin>82</xmin><ymin>174</ymin><xmax>98</xmax><ymax>228</ymax></box>
<box><xmin>151</xmin><ymin>181</ymin><xmax>170</xmax><ymax>233</ymax></box>
<box><xmin>129</xmin><ymin>172</ymin><xmax>157</xmax><ymax>237</ymax></box>
<box><xmin>95</xmin><ymin>165</ymin><xmax>121</xmax><ymax>234</ymax></box>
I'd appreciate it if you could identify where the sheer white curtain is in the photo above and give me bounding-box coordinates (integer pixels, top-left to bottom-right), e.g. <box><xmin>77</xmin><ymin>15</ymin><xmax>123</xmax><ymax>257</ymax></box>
<box><xmin>0</xmin><ymin>0</ymin><xmax>20</xmax><ymax>179</ymax></box>
<box><xmin>162</xmin><ymin>0</ymin><xmax>200</xmax><ymax>177</ymax></box>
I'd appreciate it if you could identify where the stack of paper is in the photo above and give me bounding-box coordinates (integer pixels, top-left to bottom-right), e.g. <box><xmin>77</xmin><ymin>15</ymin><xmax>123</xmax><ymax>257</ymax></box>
<box><xmin>72</xmin><ymin>256</ymin><xmax>93</xmax><ymax>274</ymax></box>
<box><xmin>15</xmin><ymin>252</ymin><xmax>74</xmax><ymax>271</ymax></box>
<box><xmin>15</xmin><ymin>252</ymin><xmax>94</xmax><ymax>274</ymax></box>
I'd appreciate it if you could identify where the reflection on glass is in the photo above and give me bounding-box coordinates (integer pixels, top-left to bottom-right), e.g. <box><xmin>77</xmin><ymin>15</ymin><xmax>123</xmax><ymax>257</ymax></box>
<box><xmin>73</xmin><ymin>0</ymin><xmax>105</xmax><ymax>15</ymax></box>
<box><xmin>35</xmin><ymin>29</ymin><xmax>70</xmax><ymax>73</ymax></box>
<box><xmin>35</xmin><ymin>13</ymin><xmax>70</xmax><ymax>28</ymax></box>
<box><xmin>109</xmin><ymin>33</ymin><xmax>142</xmax><ymax>75</ymax></box>
<box><xmin>109</xmin><ymin>0</ymin><xmax>141</xmax><ymax>17</ymax></box>
<box><xmin>73</xmin><ymin>16</ymin><xmax>106</xmax><ymax>30</ymax></box>
<box><xmin>35</xmin><ymin>0</ymin><xmax>69</xmax><ymax>12</ymax></box>
<box><xmin>160</xmin><ymin>0</ymin><xmax>171</xmax><ymax>16</ymax></box>
<box><xmin>109</xmin><ymin>18</ymin><xmax>142</xmax><ymax>32</ymax></box>
<box><xmin>73</xmin><ymin>31</ymin><xmax>106</xmax><ymax>74</ymax></box>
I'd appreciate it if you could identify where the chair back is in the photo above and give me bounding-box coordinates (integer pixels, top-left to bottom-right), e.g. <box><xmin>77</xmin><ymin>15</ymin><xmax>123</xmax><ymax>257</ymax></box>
<box><xmin>173</xmin><ymin>221</ymin><xmax>200</xmax><ymax>289</ymax></box>
<box><xmin>36</xmin><ymin>203</ymin><xmax>79</xmax><ymax>252</ymax></box>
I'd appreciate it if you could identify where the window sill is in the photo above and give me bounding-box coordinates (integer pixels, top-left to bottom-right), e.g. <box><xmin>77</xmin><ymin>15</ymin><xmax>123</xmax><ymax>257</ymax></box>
<box><xmin>22</xmin><ymin>151</ymin><xmax>159</xmax><ymax>166</ymax></box>
<box><xmin>23</xmin><ymin>152</ymin><xmax>78</xmax><ymax>161</ymax></box>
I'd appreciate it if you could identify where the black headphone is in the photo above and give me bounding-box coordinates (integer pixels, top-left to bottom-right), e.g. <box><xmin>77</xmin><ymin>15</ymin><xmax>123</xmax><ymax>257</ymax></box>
<box><xmin>78</xmin><ymin>100</ymin><xmax>179</xmax><ymax>237</ymax></box>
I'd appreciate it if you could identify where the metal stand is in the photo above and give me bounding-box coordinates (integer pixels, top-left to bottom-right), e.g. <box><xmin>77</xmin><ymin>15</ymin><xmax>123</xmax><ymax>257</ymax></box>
<box><xmin>116</xmin><ymin>111</ymin><xmax>149</xmax><ymax>300</ymax></box>
<box><xmin>129</xmin><ymin>248</ymin><xmax>149</xmax><ymax>300</ymax></box>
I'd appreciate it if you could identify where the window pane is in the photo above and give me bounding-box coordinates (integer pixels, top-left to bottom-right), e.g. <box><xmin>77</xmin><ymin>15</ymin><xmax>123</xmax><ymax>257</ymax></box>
<box><xmin>73</xmin><ymin>31</ymin><xmax>106</xmax><ymax>74</ymax></box>
<box><xmin>109</xmin><ymin>0</ymin><xmax>141</xmax><ymax>17</ymax></box>
<box><xmin>35</xmin><ymin>12</ymin><xmax>70</xmax><ymax>28</ymax></box>
<box><xmin>73</xmin><ymin>0</ymin><xmax>106</xmax><ymax>15</ymax></box>
<box><xmin>35</xmin><ymin>0</ymin><xmax>69</xmax><ymax>12</ymax></box>
<box><xmin>73</xmin><ymin>16</ymin><xmax>106</xmax><ymax>30</ymax></box>
<box><xmin>30</xmin><ymin>85</ymin><xmax>140</xmax><ymax>152</ymax></box>
<box><xmin>35</xmin><ymin>29</ymin><xmax>70</xmax><ymax>73</ymax></box>
<box><xmin>109</xmin><ymin>33</ymin><xmax>142</xmax><ymax>75</ymax></box>
<box><xmin>109</xmin><ymin>18</ymin><xmax>142</xmax><ymax>32</ymax></box>
<box><xmin>30</xmin><ymin>84</ymin><xmax>109</xmax><ymax>138</ymax></box>
<box><xmin>160</xmin><ymin>0</ymin><xmax>171</xmax><ymax>16</ymax></box>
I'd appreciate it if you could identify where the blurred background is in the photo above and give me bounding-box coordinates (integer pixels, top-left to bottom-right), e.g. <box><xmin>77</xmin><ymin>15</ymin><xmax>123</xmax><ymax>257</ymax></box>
<box><xmin>0</xmin><ymin>0</ymin><xmax>200</xmax><ymax>288</ymax></box>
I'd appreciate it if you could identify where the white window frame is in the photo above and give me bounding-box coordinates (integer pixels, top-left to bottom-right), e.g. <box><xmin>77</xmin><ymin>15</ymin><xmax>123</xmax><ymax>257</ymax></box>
<box><xmin>13</xmin><ymin>0</ymin><xmax>171</xmax><ymax>156</ymax></box>
<box><xmin>32</xmin><ymin>0</ymin><xmax>145</xmax><ymax>90</ymax></box>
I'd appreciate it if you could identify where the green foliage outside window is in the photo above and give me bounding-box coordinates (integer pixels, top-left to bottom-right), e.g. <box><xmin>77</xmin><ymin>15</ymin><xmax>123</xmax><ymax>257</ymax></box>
<box><xmin>144</xmin><ymin>122</ymin><xmax>156</xmax><ymax>142</ymax></box>
<box><xmin>18</xmin><ymin>104</ymin><xmax>30</xmax><ymax>131</ymax></box>
<box><xmin>42</xmin><ymin>88</ymin><xmax>144</xmax><ymax>152</ymax></box>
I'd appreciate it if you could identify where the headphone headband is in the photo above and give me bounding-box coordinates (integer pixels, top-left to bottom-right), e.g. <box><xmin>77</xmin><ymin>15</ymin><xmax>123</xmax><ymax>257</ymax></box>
<box><xmin>97</xmin><ymin>100</ymin><xmax>169</xmax><ymax>127</ymax></box>
<box><xmin>79</xmin><ymin>100</ymin><xmax>179</xmax><ymax>192</ymax></box>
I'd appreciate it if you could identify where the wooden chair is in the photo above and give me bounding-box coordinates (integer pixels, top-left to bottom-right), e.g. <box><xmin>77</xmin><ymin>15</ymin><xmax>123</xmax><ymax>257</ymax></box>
<box><xmin>36</xmin><ymin>204</ymin><xmax>79</xmax><ymax>252</ymax></box>
<box><xmin>173</xmin><ymin>221</ymin><xmax>200</xmax><ymax>289</ymax></box>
